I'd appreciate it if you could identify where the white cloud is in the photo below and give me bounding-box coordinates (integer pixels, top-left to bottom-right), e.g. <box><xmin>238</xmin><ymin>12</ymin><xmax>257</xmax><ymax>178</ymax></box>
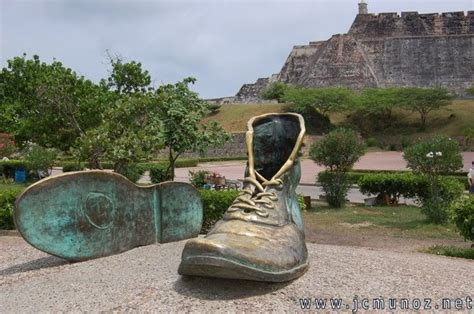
<box><xmin>1</xmin><ymin>0</ymin><xmax>472</xmax><ymax>98</ymax></box>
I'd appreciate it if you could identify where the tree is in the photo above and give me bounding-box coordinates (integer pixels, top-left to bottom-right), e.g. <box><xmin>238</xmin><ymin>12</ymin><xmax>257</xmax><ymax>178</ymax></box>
<box><xmin>0</xmin><ymin>54</ymin><xmax>109</xmax><ymax>152</ymax></box>
<box><xmin>155</xmin><ymin>77</ymin><xmax>231</xmax><ymax>180</ymax></box>
<box><xmin>399</xmin><ymin>87</ymin><xmax>453</xmax><ymax>128</ymax></box>
<box><xmin>260</xmin><ymin>82</ymin><xmax>289</xmax><ymax>102</ymax></box>
<box><xmin>357</xmin><ymin>88</ymin><xmax>401</xmax><ymax>122</ymax></box>
<box><xmin>105</xmin><ymin>57</ymin><xmax>152</xmax><ymax>94</ymax></box>
<box><xmin>74</xmin><ymin>57</ymin><xmax>158</xmax><ymax>172</ymax></box>
<box><xmin>462</xmin><ymin>127</ymin><xmax>474</xmax><ymax>150</ymax></box>
<box><xmin>466</xmin><ymin>87</ymin><xmax>474</xmax><ymax>96</ymax></box>
<box><xmin>310</xmin><ymin>128</ymin><xmax>365</xmax><ymax>208</ymax></box>
<box><xmin>282</xmin><ymin>86</ymin><xmax>354</xmax><ymax>116</ymax></box>
<box><xmin>76</xmin><ymin>93</ymin><xmax>163</xmax><ymax>179</ymax></box>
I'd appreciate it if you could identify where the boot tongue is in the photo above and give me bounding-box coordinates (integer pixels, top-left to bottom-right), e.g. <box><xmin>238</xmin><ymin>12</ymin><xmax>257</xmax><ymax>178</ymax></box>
<box><xmin>252</xmin><ymin>115</ymin><xmax>301</xmax><ymax>181</ymax></box>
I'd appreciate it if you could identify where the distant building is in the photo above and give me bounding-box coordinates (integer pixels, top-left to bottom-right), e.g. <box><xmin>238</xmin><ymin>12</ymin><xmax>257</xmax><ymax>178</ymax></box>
<box><xmin>231</xmin><ymin>1</ymin><xmax>474</xmax><ymax>103</ymax></box>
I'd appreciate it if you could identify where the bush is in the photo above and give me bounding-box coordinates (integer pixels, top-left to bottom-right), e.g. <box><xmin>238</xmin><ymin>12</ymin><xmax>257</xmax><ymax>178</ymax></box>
<box><xmin>358</xmin><ymin>172</ymin><xmax>425</xmax><ymax>204</ymax></box>
<box><xmin>450</xmin><ymin>196</ymin><xmax>474</xmax><ymax>242</ymax></box>
<box><xmin>25</xmin><ymin>145</ymin><xmax>58</xmax><ymax>179</ymax></box>
<box><xmin>62</xmin><ymin>162</ymin><xmax>84</xmax><ymax>172</ymax></box>
<box><xmin>260</xmin><ymin>82</ymin><xmax>288</xmax><ymax>102</ymax></box>
<box><xmin>417</xmin><ymin>177</ymin><xmax>464</xmax><ymax>224</ymax></box>
<box><xmin>403</xmin><ymin>136</ymin><xmax>463</xmax><ymax>175</ymax></box>
<box><xmin>310</xmin><ymin>128</ymin><xmax>366</xmax><ymax>172</ymax></box>
<box><xmin>200</xmin><ymin>189</ymin><xmax>239</xmax><ymax>233</ymax></box>
<box><xmin>365</xmin><ymin>137</ymin><xmax>378</xmax><ymax>147</ymax></box>
<box><xmin>0</xmin><ymin>160</ymin><xmax>30</xmax><ymax>179</ymax></box>
<box><xmin>189</xmin><ymin>170</ymin><xmax>211</xmax><ymax>188</ymax></box>
<box><xmin>0</xmin><ymin>186</ymin><xmax>24</xmax><ymax>229</ymax></box>
<box><xmin>311</xmin><ymin>128</ymin><xmax>365</xmax><ymax>208</ymax></box>
<box><xmin>115</xmin><ymin>163</ymin><xmax>145</xmax><ymax>183</ymax></box>
<box><xmin>404</xmin><ymin>136</ymin><xmax>464</xmax><ymax>224</ymax></box>
<box><xmin>149</xmin><ymin>163</ymin><xmax>172</xmax><ymax>184</ymax></box>
<box><xmin>318</xmin><ymin>171</ymin><xmax>350</xmax><ymax>208</ymax></box>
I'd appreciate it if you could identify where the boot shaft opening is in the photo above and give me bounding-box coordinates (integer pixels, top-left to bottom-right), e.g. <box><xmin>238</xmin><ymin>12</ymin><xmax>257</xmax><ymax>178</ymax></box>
<box><xmin>251</xmin><ymin>114</ymin><xmax>302</xmax><ymax>180</ymax></box>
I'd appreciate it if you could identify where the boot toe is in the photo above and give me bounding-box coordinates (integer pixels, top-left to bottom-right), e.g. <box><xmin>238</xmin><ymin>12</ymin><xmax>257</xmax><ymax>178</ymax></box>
<box><xmin>178</xmin><ymin>220</ymin><xmax>308</xmax><ymax>282</ymax></box>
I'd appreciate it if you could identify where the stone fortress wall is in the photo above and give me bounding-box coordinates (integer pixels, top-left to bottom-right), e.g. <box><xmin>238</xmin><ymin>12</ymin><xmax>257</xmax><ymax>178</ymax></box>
<box><xmin>226</xmin><ymin>7</ymin><xmax>474</xmax><ymax>103</ymax></box>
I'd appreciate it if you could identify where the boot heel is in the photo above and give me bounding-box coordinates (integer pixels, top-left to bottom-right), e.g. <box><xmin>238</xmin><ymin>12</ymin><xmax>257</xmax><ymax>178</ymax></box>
<box><xmin>15</xmin><ymin>171</ymin><xmax>202</xmax><ymax>261</ymax></box>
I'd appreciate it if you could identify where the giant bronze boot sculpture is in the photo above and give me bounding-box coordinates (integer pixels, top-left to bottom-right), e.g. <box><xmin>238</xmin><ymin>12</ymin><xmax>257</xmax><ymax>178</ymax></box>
<box><xmin>15</xmin><ymin>171</ymin><xmax>202</xmax><ymax>261</ymax></box>
<box><xmin>178</xmin><ymin>113</ymin><xmax>308</xmax><ymax>282</ymax></box>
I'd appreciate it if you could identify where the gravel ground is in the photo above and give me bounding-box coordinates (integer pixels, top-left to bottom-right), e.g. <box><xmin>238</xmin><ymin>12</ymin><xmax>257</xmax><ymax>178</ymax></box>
<box><xmin>1</xmin><ymin>236</ymin><xmax>472</xmax><ymax>312</ymax></box>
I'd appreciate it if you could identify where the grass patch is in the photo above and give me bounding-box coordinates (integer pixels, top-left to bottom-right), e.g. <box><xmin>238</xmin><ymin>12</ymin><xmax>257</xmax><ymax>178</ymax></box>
<box><xmin>303</xmin><ymin>204</ymin><xmax>461</xmax><ymax>240</ymax></box>
<box><xmin>423</xmin><ymin>245</ymin><xmax>474</xmax><ymax>259</ymax></box>
<box><xmin>0</xmin><ymin>183</ymin><xmax>27</xmax><ymax>191</ymax></box>
<box><xmin>203</xmin><ymin>103</ymin><xmax>286</xmax><ymax>132</ymax></box>
<box><xmin>208</xmin><ymin>100</ymin><xmax>474</xmax><ymax>141</ymax></box>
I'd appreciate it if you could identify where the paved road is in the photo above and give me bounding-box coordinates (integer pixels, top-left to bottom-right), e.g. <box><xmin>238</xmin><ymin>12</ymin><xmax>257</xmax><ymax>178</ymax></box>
<box><xmin>1</xmin><ymin>236</ymin><xmax>472</xmax><ymax>312</ymax></box>
<box><xmin>174</xmin><ymin>152</ymin><xmax>474</xmax><ymax>185</ymax></box>
<box><xmin>51</xmin><ymin>152</ymin><xmax>473</xmax><ymax>204</ymax></box>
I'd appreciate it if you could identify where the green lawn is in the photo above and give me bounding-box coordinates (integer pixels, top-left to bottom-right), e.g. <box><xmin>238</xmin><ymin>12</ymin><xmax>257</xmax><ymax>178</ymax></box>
<box><xmin>0</xmin><ymin>183</ymin><xmax>27</xmax><ymax>191</ymax></box>
<box><xmin>303</xmin><ymin>204</ymin><xmax>462</xmax><ymax>240</ymax></box>
<box><xmin>203</xmin><ymin>103</ymin><xmax>286</xmax><ymax>132</ymax></box>
<box><xmin>209</xmin><ymin>100</ymin><xmax>474</xmax><ymax>142</ymax></box>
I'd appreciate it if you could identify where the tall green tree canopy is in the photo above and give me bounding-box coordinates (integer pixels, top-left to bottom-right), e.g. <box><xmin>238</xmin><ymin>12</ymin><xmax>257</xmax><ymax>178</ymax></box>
<box><xmin>357</xmin><ymin>87</ymin><xmax>401</xmax><ymax>121</ymax></box>
<box><xmin>155</xmin><ymin>77</ymin><xmax>230</xmax><ymax>179</ymax></box>
<box><xmin>0</xmin><ymin>54</ymin><xmax>109</xmax><ymax>150</ymax></box>
<box><xmin>398</xmin><ymin>87</ymin><xmax>453</xmax><ymax>128</ymax></box>
<box><xmin>282</xmin><ymin>86</ymin><xmax>355</xmax><ymax>116</ymax></box>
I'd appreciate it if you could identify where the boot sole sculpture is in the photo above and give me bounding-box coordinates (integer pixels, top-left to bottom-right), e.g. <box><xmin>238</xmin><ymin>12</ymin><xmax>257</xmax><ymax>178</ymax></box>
<box><xmin>15</xmin><ymin>171</ymin><xmax>203</xmax><ymax>261</ymax></box>
<box><xmin>179</xmin><ymin>113</ymin><xmax>308</xmax><ymax>282</ymax></box>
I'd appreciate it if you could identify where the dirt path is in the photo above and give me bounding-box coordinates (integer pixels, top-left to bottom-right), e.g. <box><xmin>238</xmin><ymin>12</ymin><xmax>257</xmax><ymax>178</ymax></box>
<box><xmin>304</xmin><ymin>226</ymin><xmax>471</xmax><ymax>253</ymax></box>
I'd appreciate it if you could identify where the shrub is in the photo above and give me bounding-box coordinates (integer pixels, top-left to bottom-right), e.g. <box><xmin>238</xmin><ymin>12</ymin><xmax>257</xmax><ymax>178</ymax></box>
<box><xmin>62</xmin><ymin>162</ymin><xmax>84</xmax><ymax>172</ymax></box>
<box><xmin>0</xmin><ymin>186</ymin><xmax>24</xmax><ymax>229</ymax></box>
<box><xmin>149</xmin><ymin>163</ymin><xmax>172</xmax><ymax>184</ymax></box>
<box><xmin>358</xmin><ymin>172</ymin><xmax>425</xmax><ymax>204</ymax></box>
<box><xmin>189</xmin><ymin>170</ymin><xmax>211</xmax><ymax>188</ymax></box>
<box><xmin>311</xmin><ymin>128</ymin><xmax>365</xmax><ymax>208</ymax></box>
<box><xmin>450</xmin><ymin>196</ymin><xmax>474</xmax><ymax>242</ymax></box>
<box><xmin>297</xmin><ymin>193</ymin><xmax>307</xmax><ymax>211</ymax></box>
<box><xmin>417</xmin><ymin>177</ymin><xmax>464</xmax><ymax>224</ymax></box>
<box><xmin>260</xmin><ymin>82</ymin><xmax>289</xmax><ymax>102</ymax></box>
<box><xmin>115</xmin><ymin>163</ymin><xmax>145</xmax><ymax>183</ymax></box>
<box><xmin>318</xmin><ymin>171</ymin><xmax>350</xmax><ymax>208</ymax></box>
<box><xmin>310</xmin><ymin>128</ymin><xmax>366</xmax><ymax>173</ymax></box>
<box><xmin>365</xmin><ymin>137</ymin><xmax>378</xmax><ymax>147</ymax></box>
<box><xmin>0</xmin><ymin>160</ymin><xmax>30</xmax><ymax>179</ymax></box>
<box><xmin>200</xmin><ymin>189</ymin><xmax>239</xmax><ymax>233</ymax></box>
<box><xmin>174</xmin><ymin>159</ymin><xmax>199</xmax><ymax>168</ymax></box>
<box><xmin>404</xmin><ymin>136</ymin><xmax>463</xmax><ymax>224</ymax></box>
<box><xmin>25</xmin><ymin>145</ymin><xmax>58</xmax><ymax>179</ymax></box>
<box><xmin>403</xmin><ymin>136</ymin><xmax>463</xmax><ymax>175</ymax></box>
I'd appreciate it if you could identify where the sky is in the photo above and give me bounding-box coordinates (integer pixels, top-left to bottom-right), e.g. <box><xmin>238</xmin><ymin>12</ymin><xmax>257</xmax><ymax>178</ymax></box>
<box><xmin>1</xmin><ymin>0</ymin><xmax>473</xmax><ymax>99</ymax></box>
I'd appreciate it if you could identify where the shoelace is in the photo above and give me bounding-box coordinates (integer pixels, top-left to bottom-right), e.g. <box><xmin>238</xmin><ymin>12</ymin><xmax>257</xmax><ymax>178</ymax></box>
<box><xmin>227</xmin><ymin>176</ymin><xmax>283</xmax><ymax>217</ymax></box>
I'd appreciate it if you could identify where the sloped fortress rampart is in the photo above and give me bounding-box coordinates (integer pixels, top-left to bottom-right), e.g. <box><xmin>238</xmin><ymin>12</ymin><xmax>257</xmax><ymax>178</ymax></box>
<box><xmin>234</xmin><ymin>4</ymin><xmax>474</xmax><ymax>101</ymax></box>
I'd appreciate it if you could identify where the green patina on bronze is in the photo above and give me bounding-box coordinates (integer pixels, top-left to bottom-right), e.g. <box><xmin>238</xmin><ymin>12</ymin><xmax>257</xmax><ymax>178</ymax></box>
<box><xmin>15</xmin><ymin>171</ymin><xmax>203</xmax><ymax>261</ymax></box>
<box><xmin>179</xmin><ymin>113</ymin><xmax>308</xmax><ymax>282</ymax></box>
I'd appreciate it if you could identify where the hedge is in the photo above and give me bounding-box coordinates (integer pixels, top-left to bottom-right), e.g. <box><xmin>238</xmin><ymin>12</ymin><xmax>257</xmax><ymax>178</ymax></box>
<box><xmin>358</xmin><ymin>172</ymin><xmax>425</xmax><ymax>203</ymax></box>
<box><xmin>0</xmin><ymin>160</ymin><xmax>31</xmax><ymax>179</ymax></box>
<box><xmin>0</xmin><ymin>186</ymin><xmax>24</xmax><ymax>229</ymax></box>
<box><xmin>200</xmin><ymin>189</ymin><xmax>239</xmax><ymax>233</ymax></box>
<box><xmin>357</xmin><ymin>172</ymin><xmax>465</xmax><ymax>207</ymax></box>
<box><xmin>149</xmin><ymin>163</ymin><xmax>172</xmax><ymax>183</ymax></box>
<box><xmin>347</xmin><ymin>171</ymin><xmax>469</xmax><ymax>190</ymax></box>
